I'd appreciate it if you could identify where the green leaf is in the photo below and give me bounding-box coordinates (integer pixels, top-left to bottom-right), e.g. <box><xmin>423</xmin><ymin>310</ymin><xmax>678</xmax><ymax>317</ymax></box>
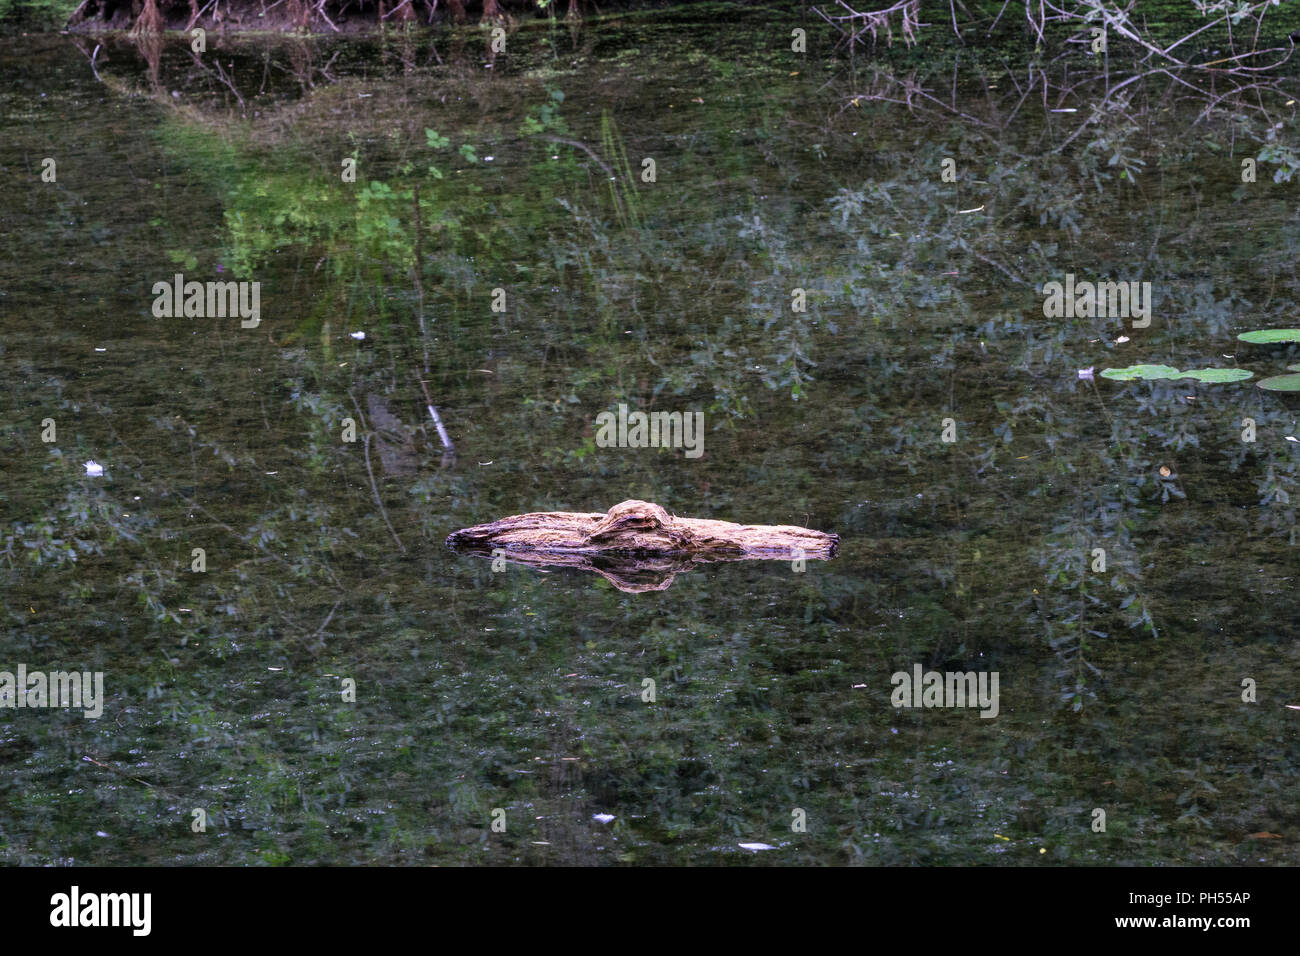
<box><xmin>1100</xmin><ymin>365</ymin><xmax>1181</xmax><ymax>381</ymax></box>
<box><xmin>1178</xmin><ymin>368</ymin><xmax>1253</xmax><ymax>383</ymax></box>
<box><xmin>1100</xmin><ymin>365</ymin><xmax>1252</xmax><ymax>383</ymax></box>
<box><xmin>459</xmin><ymin>144</ymin><xmax>478</xmax><ymax>163</ymax></box>
<box><xmin>1238</xmin><ymin>329</ymin><xmax>1300</xmax><ymax>344</ymax></box>
<box><xmin>1258</xmin><ymin>373</ymin><xmax>1300</xmax><ymax>392</ymax></box>
<box><xmin>424</xmin><ymin>129</ymin><xmax>450</xmax><ymax>150</ymax></box>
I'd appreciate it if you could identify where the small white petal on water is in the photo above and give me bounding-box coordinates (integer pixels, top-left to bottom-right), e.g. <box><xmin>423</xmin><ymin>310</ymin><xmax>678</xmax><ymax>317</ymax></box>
<box><xmin>84</xmin><ymin>461</ymin><xmax>104</xmax><ymax>477</ymax></box>
<box><xmin>350</xmin><ymin>331</ymin><xmax>366</xmax><ymax>340</ymax></box>
<box><xmin>738</xmin><ymin>842</ymin><xmax>776</xmax><ymax>851</ymax></box>
<box><xmin>592</xmin><ymin>813</ymin><xmax>615</xmax><ymax>824</ymax></box>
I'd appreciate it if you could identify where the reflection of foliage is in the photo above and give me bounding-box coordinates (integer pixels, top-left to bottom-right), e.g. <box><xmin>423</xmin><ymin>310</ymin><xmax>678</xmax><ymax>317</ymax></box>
<box><xmin>1258</xmin><ymin>124</ymin><xmax>1300</xmax><ymax>184</ymax></box>
<box><xmin>7</xmin><ymin>21</ymin><xmax>1300</xmax><ymax>867</ymax></box>
<box><xmin>1081</xmin><ymin>96</ymin><xmax>1147</xmax><ymax>184</ymax></box>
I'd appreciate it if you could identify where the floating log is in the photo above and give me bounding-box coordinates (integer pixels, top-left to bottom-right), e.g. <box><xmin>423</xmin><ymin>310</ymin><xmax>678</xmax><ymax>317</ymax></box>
<box><xmin>446</xmin><ymin>499</ymin><xmax>839</xmax><ymax>558</ymax></box>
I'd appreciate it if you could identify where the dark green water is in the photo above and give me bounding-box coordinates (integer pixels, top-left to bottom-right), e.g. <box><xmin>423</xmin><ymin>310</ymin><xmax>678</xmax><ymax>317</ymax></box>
<box><xmin>2</xmin><ymin>7</ymin><xmax>1299</xmax><ymax>865</ymax></box>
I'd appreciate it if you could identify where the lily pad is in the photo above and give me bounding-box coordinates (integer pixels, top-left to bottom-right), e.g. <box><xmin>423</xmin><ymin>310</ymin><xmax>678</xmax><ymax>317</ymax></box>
<box><xmin>1238</xmin><ymin>329</ymin><xmax>1300</xmax><ymax>344</ymax></box>
<box><xmin>1258</xmin><ymin>373</ymin><xmax>1300</xmax><ymax>392</ymax></box>
<box><xmin>1100</xmin><ymin>365</ymin><xmax>1181</xmax><ymax>381</ymax></box>
<box><xmin>1178</xmin><ymin>368</ymin><xmax>1254</xmax><ymax>383</ymax></box>
<box><xmin>1100</xmin><ymin>365</ymin><xmax>1251</xmax><ymax>383</ymax></box>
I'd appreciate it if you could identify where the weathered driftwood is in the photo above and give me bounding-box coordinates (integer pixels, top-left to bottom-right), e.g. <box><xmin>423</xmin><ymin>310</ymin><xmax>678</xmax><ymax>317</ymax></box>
<box><xmin>446</xmin><ymin>499</ymin><xmax>839</xmax><ymax>558</ymax></box>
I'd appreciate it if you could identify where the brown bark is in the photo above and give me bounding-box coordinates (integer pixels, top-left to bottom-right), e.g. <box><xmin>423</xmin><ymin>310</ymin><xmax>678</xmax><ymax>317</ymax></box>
<box><xmin>130</xmin><ymin>0</ymin><xmax>164</xmax><ymax>35</ymax></box>
<box><xmin>447</xmin><ymin>499</ymin><xmax>840</xmax><ymax>558</ymax></box>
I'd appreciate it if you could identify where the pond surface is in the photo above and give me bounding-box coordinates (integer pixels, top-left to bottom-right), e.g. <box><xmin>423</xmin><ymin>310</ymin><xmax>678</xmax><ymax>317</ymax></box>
<box><xmin>2</xmin><ymin>7</ymin><xmax>1299</xmax><ymax>865</ymax></box>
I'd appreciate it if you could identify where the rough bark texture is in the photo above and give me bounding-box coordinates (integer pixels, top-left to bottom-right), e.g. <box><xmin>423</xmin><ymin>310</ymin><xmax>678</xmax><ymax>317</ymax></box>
<box><xmin>446</xmin><ymin>499</ymin><xmax>840</xmax><ymax>558</ymax></box>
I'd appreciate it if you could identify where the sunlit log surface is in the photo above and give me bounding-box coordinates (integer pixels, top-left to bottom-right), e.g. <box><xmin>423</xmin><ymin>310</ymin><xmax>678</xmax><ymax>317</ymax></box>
<box><xmin>447</xmin><ymin>499</ymin><xmax>839</xmax><ymax>558</ymax></box>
